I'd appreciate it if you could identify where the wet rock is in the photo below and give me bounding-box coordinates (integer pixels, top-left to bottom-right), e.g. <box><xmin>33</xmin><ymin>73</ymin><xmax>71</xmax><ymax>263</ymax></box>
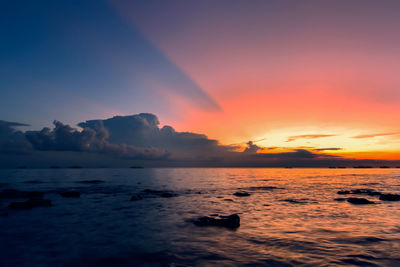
<box><xmin>193</xmin><ymin>214</ymin><xmax>240</xmax><ymax>228</ymax></box>
<box><xmin>0</xmin><ymin>189</ymin><xmax>44</xmax><ymax>199</ymax></box>
<box><xmin>379</xmin><ymin>193</ymin><xmax>400</xmax><ymax>201</ymax></box>
<box><xmin>337</xmin><ymin>189</ymin><xmax>381</xmax><ymax>196</ymax></box>
<box><xmin>59</xmin><ymin>191</ymin><xmax>81</xmax><ymax>198</ymax></box>
<box><xmin>130</xmin><ymin>194</ymin><xmax>144</xmax><ymax>201</ymax></box>
<box><xmin>233</xmin><ymin>191</ymin><xmax>251</xmax><ymax>197</ymax></box>
<box><xmin>160</xmin><ymin>192</ymin><xmax>177</xmax><ymax>198</ymax></box>
<box><xmin>8</xmin><ymin>198</ymin><xmax>51</xmax><ymax>209</ymax></box>
<box><xmin>77</xmin><ymin>180</ymin><xmax>104</xmax><ymax>184</ymax></box>
<box><xmin>347</xmin><ymin>198</ymin><xmax>375</xmax><ymax>205</ymax></box>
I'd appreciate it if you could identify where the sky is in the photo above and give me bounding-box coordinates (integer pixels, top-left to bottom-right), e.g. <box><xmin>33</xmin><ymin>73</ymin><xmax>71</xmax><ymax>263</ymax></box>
<box><xmin>1</xmin><ymin>0</ymin><xmax>400</xmax><ymax>167</ymax></box>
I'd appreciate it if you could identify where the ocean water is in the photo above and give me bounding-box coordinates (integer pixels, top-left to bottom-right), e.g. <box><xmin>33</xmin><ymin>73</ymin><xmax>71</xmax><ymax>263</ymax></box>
<box><xmin>0</xmin><ymin>168</ymin><xmax>399</xmax><ymax>266</ymax></box>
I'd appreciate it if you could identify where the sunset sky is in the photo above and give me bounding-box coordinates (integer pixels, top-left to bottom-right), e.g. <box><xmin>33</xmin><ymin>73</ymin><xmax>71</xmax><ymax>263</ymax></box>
<box><xmin>1</xmin><ymin>0</ymin><xmax>400</xmax><ymax>165</ymax></box>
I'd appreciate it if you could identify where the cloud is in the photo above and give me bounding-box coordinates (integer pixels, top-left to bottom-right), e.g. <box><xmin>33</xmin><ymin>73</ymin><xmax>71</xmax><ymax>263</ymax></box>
<box><xmin>352</xmin><ymin>132</ymin><xmax>400</xmax><ymax>139</ymax></box>
<box><xmin>25</xmin><ymin>119</ymin><xmax>168</xmax><ymax>160</ymax></box>
<box><xmin>253</xmin><ymin>149</ymin><xmax>336</xmax><ymax>159</ymax></box>
<box><xmin>314</xmin><ymin>147</ymin><xmax>342</xmax><ymax>151</ymax></box>
<box><xmin>78</xmin><ymin>113</ymin><xmax>235</xmax><ymax>160</ymax></box>
<box><xmin>243</xmin><ymin>141</ymin><xmax>261</xmax><ymax>153</ymax></box>
<box><xmin>1</xmin><ymin>113</ymin><xmax>399</xmax><ymax>167</ymax></box>
<box><xmin>286</xmin><ymin>134</ymin><xmax>336</xmax><ymax>142</ymax></box>
<box><xmin>0</xmin><ymin>120</ymin><xmax>32</xmax><ymax>154</ymax></box>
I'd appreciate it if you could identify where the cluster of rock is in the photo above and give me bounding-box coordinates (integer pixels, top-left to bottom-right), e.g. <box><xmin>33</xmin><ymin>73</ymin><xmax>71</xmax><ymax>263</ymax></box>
<box><xmin>192</xmin><ymin>214</ymin><xmax>240</xmax><ymax>229</ymax></box>
<box><xmin>0</xmin><ymin>189</ymin><xmax>51</xmax><ymax>210</ymax></box>
<box><xmin>335</xmin><ymin>188</ymin><xmax>400</xmax><ymax>204</ymax></box>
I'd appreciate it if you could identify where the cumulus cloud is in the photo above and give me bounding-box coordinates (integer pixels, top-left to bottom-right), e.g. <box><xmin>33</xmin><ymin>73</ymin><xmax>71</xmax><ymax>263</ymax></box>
<box><xmin>2</xmin><ymin>113</ymin><xmax>397</xmax><ymax>167</ymax></box>
<box><xmin>78</xmin><ymin>113</ymin><xmax>235</xmax><ymax>160</ymax></box>
<box><xmin>243</xmin><ymin>141</ymin><xmax>261</xmax><ymax>153</ymax></box>
<box><xmin>0</xmin><ymin>120</ymin><xmax>32</xmax><ymax>154</ymax></box>
<box><xmin>25</xmin><ymin>119</ymin><xmax>168</xmax><ymax>160</ymax></box>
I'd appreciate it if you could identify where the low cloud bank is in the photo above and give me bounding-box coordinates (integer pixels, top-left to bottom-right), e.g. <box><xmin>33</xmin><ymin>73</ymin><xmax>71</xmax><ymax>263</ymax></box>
<box><xmin>0</xmin><ymin>114</ymin><xmax>397</xmax><ymax>167</ymax></box>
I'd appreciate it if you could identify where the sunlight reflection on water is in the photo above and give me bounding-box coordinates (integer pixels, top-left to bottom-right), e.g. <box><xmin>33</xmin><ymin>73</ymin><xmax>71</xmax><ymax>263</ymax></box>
<box><xmin>0</xmin><ymin>168</ymin><xmax>399</xmax><ymax>266</ymax></box>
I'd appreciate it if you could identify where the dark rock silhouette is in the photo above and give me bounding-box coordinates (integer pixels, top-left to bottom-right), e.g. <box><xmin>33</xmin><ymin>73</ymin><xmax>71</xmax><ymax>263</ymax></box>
<box><xmin>0</xmin><ymin>189</ymin><xmax>44</xmax><ymax>199</ymax></box>
<box><xmin>8</xmin><ymin>198</ymin><xmax>51</xmax><ymax>209</ymax></box>
<box><xmin>59</xmin><ymin>191</ymin><xmax>81</xmax><ymax>198</ymax></box>
<box><xmin>347</xmin><ymin>198</ymin><xmax>375</xmax><ymax>205</ymax></box>
<box><xmin>160</xmin><ymin>192</ymin><xmax>176</xmax><ymax>198</ymax></box>
<box><xmin>379</xmin><ymin>194</ymin><xmax>400</xmax><ymax>201</ymax></box>
<box><xmin>130</xmin><ymin>194</ymin><xmax>144</xmax><ymax>201</ymax></box>
<box><xmin>193</xmin><ymin>214</ymin><xmax>240</xmax><ymax>228</ymax></box>
<box><xmin>334</xmin><ymin>198</ymin><xmax>347</xmax><ymax>202</ymax></box>
<box><xmin>233</xmin><ymin>191</ymin><xmax>251</xmax><ymax>197</ymax></box>
<box><xmin>337</xmin><ymin>189</ymin><xmax>381</xmax><ymax>196</ymax></box>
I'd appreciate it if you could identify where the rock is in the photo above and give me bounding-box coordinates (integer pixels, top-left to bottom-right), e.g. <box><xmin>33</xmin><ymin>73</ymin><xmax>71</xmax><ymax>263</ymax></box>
<box><xmin>379</xmin><ymin>194</ymin><xmax>400</xmax><ymax>201</ymax></box>
<box><xmin>347</xmin><ymin>198</ymin><xmax>375</xmax><ymax>205</ymax></box>
<box><xmin>160</xmin><ymin>192</ymin><xmax>177</xmax><ymax>198</ymax></box>
<box><xmin>334</xmin><ymin>198</ymin><xmax>347</xmax><ymax>202</ymax></box>
<box><xmin>8</xmin><ymin>198</ymin><xmax>51</xmax><ymax>209</ymax></box>
<box><xmin>223</xmin><ymin>199</ymin><xmax>233</xmax><ymax>202</ymax></box>
<box><xmin>193</xmin><ymin>214</ymin><xmax>240</xmax><ymax>228</ymax></box>
<box><xmin>0</xmin><ymin>189</ymin><xmax>44</xmax><ymax>199</ymax></box>
<box><xmin>59</xmin><ymin>191</ymin><xmax>80</xmax><ymax>198</ymax></box>
<box><xmin>130</xmin><ymin>194</ymin><xmax>144</xmax><ymax>201</ymax></box>
<box><xmin>233</xmin><ymin>191</ymin><xmax>251</xmax><ymax>197</ymax></box>
<box><xmin>337</xmin><ymin>189</ymin><xmax>381</xmax><ymax>196</ymax></box>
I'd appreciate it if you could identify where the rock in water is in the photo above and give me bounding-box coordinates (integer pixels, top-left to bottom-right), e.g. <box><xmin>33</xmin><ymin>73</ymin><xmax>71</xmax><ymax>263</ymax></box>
<box><xmin>233</xmin><ymin>191</ymin><xmax>251</xmax><ymax>197</ymax></box>
<box><xmin>379</xmin><ymin>194</ymin><xmax>400</xmax><ymax>201</ymax></box>
<box><xmin>8</xmin><ymin>198</ymin><xmax>52</xmax><ymax>209</ymax></box>
<box><xmin>0</xmin><ymin>189</ymin><xmax>44</xmax><ymax>199</ymax></box>
<box><xmin>347</xmin><ymin>198</ymin><xmax>374</xmax><ymax>205</ymax></box>
<box><xmin>337</xmin><ymin>189</ymin><xmax>381</xmax><ymax>196</ymax></box>
<box><xmin>193</xmin><ymin>214</ymin><xmax>240</xmax><ymax>228</ymax></box>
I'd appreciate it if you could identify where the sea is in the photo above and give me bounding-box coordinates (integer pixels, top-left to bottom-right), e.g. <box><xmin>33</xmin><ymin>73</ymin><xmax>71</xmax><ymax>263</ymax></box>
<box><xmin>0</xmin><ymin>168</ymin><xmax>399</xmax><ymax>266</ymax></box>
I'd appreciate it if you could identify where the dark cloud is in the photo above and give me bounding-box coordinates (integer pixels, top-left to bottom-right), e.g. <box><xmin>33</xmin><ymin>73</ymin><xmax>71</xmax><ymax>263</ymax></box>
<box><xmin>0</xmin><ymin>120</ymin><xmax>32</xmax><ymax>154</ymax></box>
<box><xmin>78</xmin><ymin>113</ymin><xmax>235</xmax><ymax>160</ymax></box>
<box><xmin>1</xmin><ymin>114</ymin><xmax>399</xmax><ymax>168</ymax></box>
<box><xmin>352</xmin><ymin>132</ymin><xmax>400</xmax><ymax>139</ymax></box>
<box><xmin>286</xmin><ymin>134</ymin><xmax>336</xmax><ymax>142</ymax></box>
<box><xmin>25</xmin><ymin>120</ymin><xmax>168</xmax><ymax>160</ymax></box>
<box><xmin>253</xmin><ymin>149</ymin><xmax>336</xmax><ymax>159</ymax></box>
<box><xmin>243</xmin><ymin>141</ymin><xmax>261</xmax><ymax>153</ymax></box>
<box><xmin>314</xmin><ymin>147</ymin><xmax>342</xmax><ymax>151</ymax></box>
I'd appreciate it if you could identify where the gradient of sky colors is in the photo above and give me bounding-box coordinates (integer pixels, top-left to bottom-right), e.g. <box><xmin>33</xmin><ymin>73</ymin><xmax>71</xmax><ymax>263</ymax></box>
<box><xmin>1</xmin><ymin>0</ymin><xmax>400</xmax><ymax>161</ymax></box>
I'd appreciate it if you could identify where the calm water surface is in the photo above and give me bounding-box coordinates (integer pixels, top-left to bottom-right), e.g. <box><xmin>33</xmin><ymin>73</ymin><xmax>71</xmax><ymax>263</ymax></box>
<box><xmin>0</xmin><ymin>168</ymin><xmax>399</xmax><ymax>266</ymax></box>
